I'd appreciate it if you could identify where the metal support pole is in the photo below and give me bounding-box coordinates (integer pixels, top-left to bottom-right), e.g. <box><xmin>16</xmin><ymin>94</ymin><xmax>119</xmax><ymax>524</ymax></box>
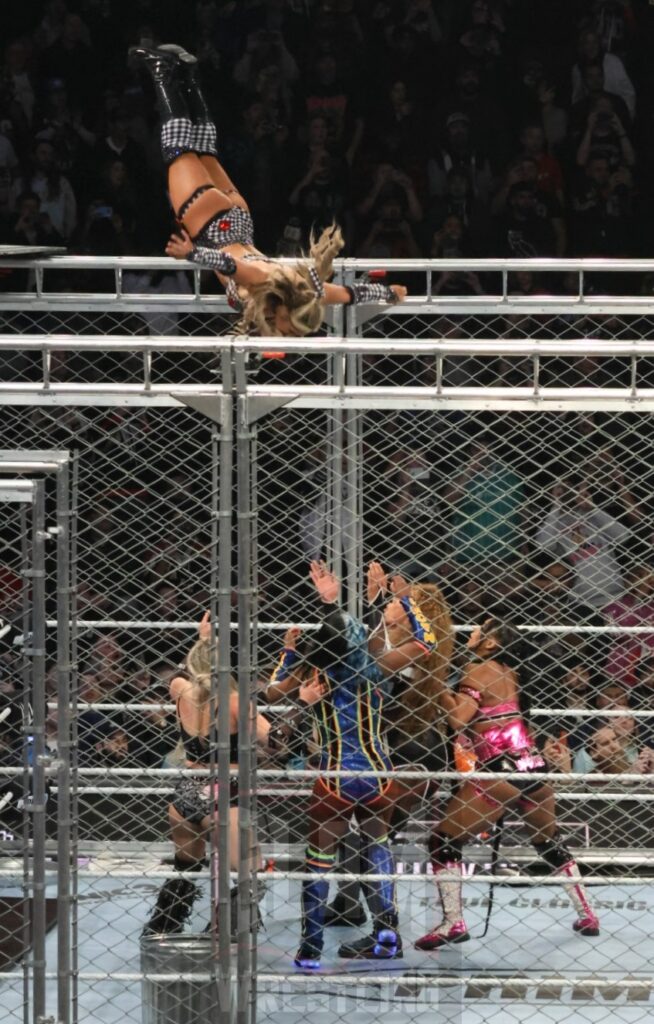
<box><xmin>343</xmin><ymin>419</ymin><xmax>361</xmax><ymax>616</ymax></box>
<box><xmin>344</xmin><ymin>268</ymin><xmax>363</xmax><ymax>618</ymax></box>
<box><xmin>20</xmin><ymin>505</ymin><xmax>31</xmax><ymax>1024</ymax></box>
<box><xmin>328</xmin><ymin>407</ymin><xmax>344</xmax><ymax>585</ymax></box>
<box><xmin>30</xmin><ymin>480</ymin><xmax>47</xmax><ymax>1024</ymax></box>
<box><xmin>248</xmin><ymin>408</ymin><xmax>259</xmax><ymax>1024</ymax></box>
<box><xmin>236</xmin><ymin>392</ymin><xmax>254</xmax><ymax>1024</ymax></box>
<box><xmin>56</xmin><ymin>461</ymin><xmax>72</xmax><ymax>1024</ymax></box>
<box><xmin>214</xmin><ymin>395</ymin><xmax>234</xmax><ymax>1024</ymax></box>
<box><xmin>0</xmin><ymin>460</ymin><xmax>72</xmax><ymax>1024</ymax></box>
<box><xmin>326</xmin><ymin>294</ymin><xmax>345</xmax><ymax>585</ymax></box>
<box><xmin>70</xmin><ymin>455</ymin><xmax>80</xmax><ymax>1024</ymax></box>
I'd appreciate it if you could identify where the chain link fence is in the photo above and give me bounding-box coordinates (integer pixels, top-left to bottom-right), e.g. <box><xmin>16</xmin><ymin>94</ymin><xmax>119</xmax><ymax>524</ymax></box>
<box><xmin>0</xmin><ymin>256</ymin><xmax>653</xmax><ymax>1024</ymax></box>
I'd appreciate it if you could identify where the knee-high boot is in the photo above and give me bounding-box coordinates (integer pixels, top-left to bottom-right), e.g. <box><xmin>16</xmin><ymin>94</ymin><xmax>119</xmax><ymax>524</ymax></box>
<box><xmin>414</xmin><ymin>831</ymin><xmax>470</xmax><ymax>950</ymax></box>
<box><xmin>141</xmin><ymin>856</ymin><xmax>202</xmax><ymax>937</ymax></box>
<box><xmin>294</xmin><ymin>847</ymin><xmax>335</xmax><ymax>969</ymax></box>
<box><xmin>324</xmin><ymin>828</ymin><xmax>366</xmax><ymax>926</ymax></box>
<box><xmin>157</xmin><ymin>44</ymin><xmax>218</xmax><ymax>157</ymax></box>
<box><xmin>129</xmin><ymin>46</ymin><xmax>193</xmax><ymax>165</ymax></box>
<box><xmin>533</xmin><ymin>834</ymin><xmax>600</xmax><ymax>936</ymax></box>
<box><xmin>337</xmin><ymin>835</ymin><xmax>402</xmax><ymax>960</ymax></box>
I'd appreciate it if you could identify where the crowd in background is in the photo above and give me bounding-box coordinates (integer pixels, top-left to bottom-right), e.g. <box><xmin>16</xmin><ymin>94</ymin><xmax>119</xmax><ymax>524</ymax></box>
<box><xmin>0</xmin><ymin>0</ymin><xmax>654</xmax><ymax>265</ymax></box>
<box><xmin>1</xmin><ymin>405</ymin><xmax>654</xmax><ymax>789</ymax></box>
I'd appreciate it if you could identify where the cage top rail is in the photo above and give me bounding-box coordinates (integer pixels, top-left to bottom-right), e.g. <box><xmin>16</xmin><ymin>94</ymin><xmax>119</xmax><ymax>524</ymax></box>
<box><xmin>2</xmin><ymin>766</ymin><xmax>651</xmax><ymax>783</ymax></box>
<box><xmin>42</xmin><ymin>618</ymin><xmax>654</xmax><ymax>635</ymax></box>
<box><xmin>4</xmin><ymin>254</ymin><xmax>654</xmax><ymax>272</ymax></box>
<box><xmin>46</xmin><ymin>703</ymin><xmax>654</xmax><ymax>719</ymax></box>
<box><xmin>3</xmin><ymin>335</ymin><xmax>654</xmax><ymax>357</ymax></box>
<box><xmin>1</xmin><ymin>255</ymin><xmax>653</xmax><ymax>320</ymax></box>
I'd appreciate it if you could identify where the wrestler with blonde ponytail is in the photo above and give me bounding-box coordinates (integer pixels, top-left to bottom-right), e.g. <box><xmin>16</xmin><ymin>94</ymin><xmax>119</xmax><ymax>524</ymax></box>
<box><xmin>237</xmin><ymin>225</ymin><xmax>347</xmax><ymax>337</ymax></box>
<box><xmin>141</xmin><ymin>612</ymin><xmax>271</xmax><ymax>938</ymax></box>
<box><xmin>129</xmin><ymin>43</ymin><xmax>408</xmax><ymax>335</ymax></box>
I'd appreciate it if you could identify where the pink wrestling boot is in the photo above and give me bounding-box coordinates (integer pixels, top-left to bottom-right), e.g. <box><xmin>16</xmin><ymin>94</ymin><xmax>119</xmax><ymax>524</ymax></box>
<box><xmin>415</xmin><ymin>918</ymin><xmax>470</xmax><ymax>951</ymax></box>
<box><xmin>415</xmin><ymin>862</ymin><xmax>470</xmax><ymax>950</ymax></box>
<box><xmin>557</xmin><ymin>861</ymin><xmax>600</xmax><ymax>936</ymax></box>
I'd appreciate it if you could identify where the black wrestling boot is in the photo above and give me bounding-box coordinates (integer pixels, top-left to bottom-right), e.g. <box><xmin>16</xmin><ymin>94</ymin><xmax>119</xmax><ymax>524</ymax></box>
<box><xmin>158</xmin><ymin>45</ymin><xmax>210</xmax><ymax>120</ymax></box>
<box><xmin>158</xmin><ymin>44</ymin><xmax>217</xmax><ymax>156</ymax></box>
<box><xmin>204</xmin><ymin>885</ymin><xmax>263</xmax><ymax>939</ymax></box>
<box><xmin>323</xmin><ymin>894</ymin><xmax>367</xmax><ymax>927</ymax></box>
<box><xmin>128</xmin><ymin>47</ymin><xmax>188</xmax><ymax>118</ymax></box>
<box><xmin>141</xmin><ymin>877</ymin><xmax>200</xmax><ymax>936</ymax></box>
<box><xmin>129</xmin><ymin>46</ymin><xmax>194</xmax><ymax>164</ymax></box>
<box><xmin>337</xmin><ymin>913</ymin><xmax>403</xmax><ymax>960</ymax></box>
<box><xmin>157</xmin><ymin>43</ymin><xmax>197</xmax><ymax>64</ymax></box>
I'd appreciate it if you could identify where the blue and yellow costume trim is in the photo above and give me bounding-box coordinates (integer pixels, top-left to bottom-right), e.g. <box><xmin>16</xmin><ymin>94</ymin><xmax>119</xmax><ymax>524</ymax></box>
<box><xmin>269</xmin><ymin>617</ymin><xmax>391</xmax><ymax>806</ymax></box>
<box><xmin>399</xmin><ymin>596</ymin><xmax>437</xmax><ymax>652</ymax></box>
<box><xmin>280</xmin><ymin>614</ymin><xmax>401</xmax><ymax>964</ymax></box>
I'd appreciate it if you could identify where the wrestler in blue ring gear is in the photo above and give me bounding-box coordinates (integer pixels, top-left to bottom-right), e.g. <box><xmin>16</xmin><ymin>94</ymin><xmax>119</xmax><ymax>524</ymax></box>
<box><xmin>274</xmin><ymin>612</ymin><xmax>402</xmax><ymax>965</ymax></box>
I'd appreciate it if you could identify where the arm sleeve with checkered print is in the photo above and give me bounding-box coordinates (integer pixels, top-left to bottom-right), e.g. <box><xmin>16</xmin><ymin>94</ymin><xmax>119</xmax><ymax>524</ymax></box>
<box><xmin>187</xmin><ymin>247</ymin><xmax>238</xmax><ymax>275</ymax></box>
<box><xmin>345</xmin><ymin>282</ymin><xmax>397</xmax><ymax>304</ymax></box>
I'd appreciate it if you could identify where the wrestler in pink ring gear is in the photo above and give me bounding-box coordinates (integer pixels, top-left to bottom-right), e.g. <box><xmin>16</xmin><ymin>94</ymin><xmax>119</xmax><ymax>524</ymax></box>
<box><xmin>415</xmin><ymin>690</ymin><xmax>599</xmax><ymax>951</ymax></box>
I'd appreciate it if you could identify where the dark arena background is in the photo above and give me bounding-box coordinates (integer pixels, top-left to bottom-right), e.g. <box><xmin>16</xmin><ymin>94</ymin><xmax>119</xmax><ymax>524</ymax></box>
<box><xmin>2</xmin><ymin>3</ymin><xmax>654</xmax><ymax>1024</ymax></box>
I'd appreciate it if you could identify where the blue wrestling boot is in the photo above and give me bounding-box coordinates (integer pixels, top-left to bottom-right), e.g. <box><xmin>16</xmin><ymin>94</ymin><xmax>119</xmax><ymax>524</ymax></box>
<box><xmin>294</xmin><ymin>941</ymin><xmax>322</xmax><ymax>969</ymax></box>
<box><xmin>337</xmin><ymin>913</ymin><xmax>403</xmax><ymax>960</ymax></box>
<box><xmin>294</xmin><ymin>846</ymin><xmax>333</xmax><ymax>969</ymax></box>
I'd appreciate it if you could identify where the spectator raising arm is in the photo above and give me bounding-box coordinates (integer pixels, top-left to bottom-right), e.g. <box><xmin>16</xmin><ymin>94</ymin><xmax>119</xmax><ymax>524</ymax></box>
<box><xmin>536</xmin><ymin>483</ymin><xmax>629</xmax><ymax>608</ymax></box>
<box><xmin>576</xmin><ymin>108</ymin><xmax>635</xmax><ymax>169</ymax></box>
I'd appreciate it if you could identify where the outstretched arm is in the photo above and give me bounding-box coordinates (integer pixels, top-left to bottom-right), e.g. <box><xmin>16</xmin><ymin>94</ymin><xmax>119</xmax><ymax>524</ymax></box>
<box><xmin>266</xmin><ymin>627</ymin><xmax>303</xmax><ymax>703</ymax></box>
<box><xmin>166</xmin><ymin>228</ymin><xmax>269</xmax><ymax>287</ymax></box>
<box><xmin>366</xmin><ymin>560</ymin><xmax>388</xmax><ymax>658</ymax></box>
<box><xmin>322</xmin><ymin>282</ymin><xmax>408</xmax><ymax>306</ymax></box>
<box><xmin>365</xmin><ymin>565</ymin><xmax>437</xmax><ymax>675</ymax></box>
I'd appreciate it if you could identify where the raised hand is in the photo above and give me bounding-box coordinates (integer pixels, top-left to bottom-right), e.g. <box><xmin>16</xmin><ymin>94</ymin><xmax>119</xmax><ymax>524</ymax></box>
<box><xmin>284</xmin><ymin>626</ymin><xmax>301</xmax><ymax>650</ymax></box>
<box><xmin>367</xmin><ymin>560</ymin><xmax>388</xmax><ymax>603</ymax></box>
<box><xmin>309</xmin><ymin>560</ymin><xmax>340</xmax><ymax>603</ymax></box>
<box><xmin>198</xmin><ymin>610</ymin><xmax>211</xmax><ymax>642</ymax></box>
<box><xmin>299</xmin><ymin>675</ymin><xmax>327</xmax><ymax>706</ymax></box>
<box><xmin>166</xmin><ymin>227</ymin><xmax>194</xmax><ymax>260</ymax></box>
<box><xmin>390</xmin><ymin>573</ymin><xmax>412</xmax><ymax>599</ymax></box>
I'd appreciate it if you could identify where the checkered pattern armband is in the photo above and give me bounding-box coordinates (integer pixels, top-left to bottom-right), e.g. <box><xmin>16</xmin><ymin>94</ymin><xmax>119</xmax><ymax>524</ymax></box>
<box><xmin>225</xmin><ymin>279</ymin><xmax>244</xmax><ymax>311</ymax></box>
<box><xmin>346</xmin><ymin>282</ymin><xmax>397</xmax><ymax>304</ymax></box>
<box><xmin>188</xmin><ymin>246</ymin><xmax>237</xmax><ymax>275</ymax></box>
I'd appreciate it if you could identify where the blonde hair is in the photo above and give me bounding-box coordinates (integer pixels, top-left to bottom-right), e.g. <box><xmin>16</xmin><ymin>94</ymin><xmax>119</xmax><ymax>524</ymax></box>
<box><xmin>236</xmin><ymin>223</ymin><xmax>345</xmax><ymax>336</ymax></box>
<box><xmin>394</xmin><ymin>582</ymin><xmax>454</xmax><ymax>738</ymax></box>
<box><xmin>185</xmin><ymin>638</ymin><xmax>236</xmax><ymax>699</ymax></box>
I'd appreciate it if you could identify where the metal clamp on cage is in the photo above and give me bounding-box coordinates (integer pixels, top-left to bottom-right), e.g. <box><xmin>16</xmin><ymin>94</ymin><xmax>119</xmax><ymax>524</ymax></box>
<box><xmin>187</xmin><ymin>246</ymin><xmax>237</xmax><ymax>275</ymax></box>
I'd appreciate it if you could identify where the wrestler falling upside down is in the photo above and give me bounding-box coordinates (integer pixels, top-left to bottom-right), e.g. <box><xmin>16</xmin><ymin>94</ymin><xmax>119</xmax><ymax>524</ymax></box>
<box><xmin>129</xmin><ymin>44</ymin><xmax>408</xmax><ymax>336</ymax></box>
<box><xmin>416</xmin><ymin>616</ymin><xmax>600</xmax><ymax>950</ymax></box>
